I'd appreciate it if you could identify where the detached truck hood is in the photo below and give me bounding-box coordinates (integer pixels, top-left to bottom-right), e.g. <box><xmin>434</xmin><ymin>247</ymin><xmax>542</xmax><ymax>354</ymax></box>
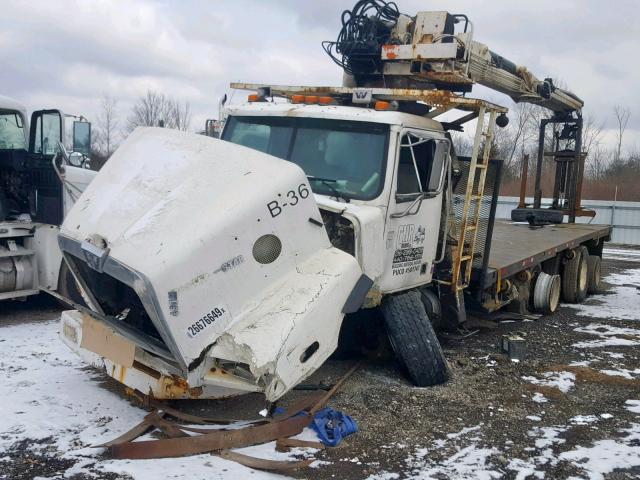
<box><xmin>59</xmin><ymin>128</ymin><xmax>367</xmax><ymax>401</ymax></box>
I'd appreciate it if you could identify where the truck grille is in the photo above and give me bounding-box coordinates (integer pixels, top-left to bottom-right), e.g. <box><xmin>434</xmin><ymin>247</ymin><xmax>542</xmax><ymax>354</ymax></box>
<box><xmin>73</xmin><ymin>259</ymin><xmax>166</xmax><ymax>346</ymax></box>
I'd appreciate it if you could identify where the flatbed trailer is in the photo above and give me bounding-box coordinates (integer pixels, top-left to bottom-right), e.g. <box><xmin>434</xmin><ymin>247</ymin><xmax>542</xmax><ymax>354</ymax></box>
<box><xmin>487</xmin><ymin>221</ymin><xmax>611</xmax><ymax>283</ymax></box>
<box><xmin>468</xmin><ymin>220</ymin><xmax>611</xmax><ymax>313</ymax></box>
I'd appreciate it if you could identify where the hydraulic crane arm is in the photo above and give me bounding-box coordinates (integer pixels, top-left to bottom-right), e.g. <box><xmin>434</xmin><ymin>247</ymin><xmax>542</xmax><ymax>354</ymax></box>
<box><xmin>323</xmin><ymin>3</ymin><xmax>583</xmax><ymax>114</ymax></box>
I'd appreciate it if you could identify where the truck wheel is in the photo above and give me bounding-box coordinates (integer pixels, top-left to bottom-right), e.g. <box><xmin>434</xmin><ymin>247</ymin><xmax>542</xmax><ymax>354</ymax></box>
<box><xmin>381</xmin><ymin>291</ymin><xmax>449</xmax><ymax>387</ymax></box>
<box><xmin>586</xmin><ymin>254</ymin><xmax>602</xmax><ymax>294</ymax></box>
<box><xmin>561</xmin><ymin>246</ymin><xmax>588</xmax><ymax>303</ymax></box>
<box><xmin>533</xmin><ymin>272</ymin><xmax>561</xmax><ymax>314</ymax></box>
<box><xmin>420</xmin><ymin>288</ymin><xmax>444</xmax><ymax>329</ymax></box>
<box><xmin>57</xmin><ymin>261</ymin><xmax>86</xmax><ymax>307</ymax></box>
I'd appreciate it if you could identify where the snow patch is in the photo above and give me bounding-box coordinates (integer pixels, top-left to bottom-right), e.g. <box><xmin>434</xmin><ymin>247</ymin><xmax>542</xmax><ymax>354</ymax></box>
<box><xmin>522</xmin><ymin>371</ymin><xmax>575</xmax><ymax>393</ymax></box>
<box><xmin>569</xmin><ymin>415</ymin><xmax>599</xmax><ymax>425</ymax></box>
<box><xmin>572</xmin><ymin>322</ymin><xmax>640</xmax><ymax>349</ymax></box>
<box><xmin>567</xmin><ymin>269</ymin><xmax>640</xmax><ymax>321</ymax></box>
<box><xmin>625</xmin><ymin>400</ymin><xmax>640</xmax><ymax>414</ymax></box>
<box><xmin>600</xmin><ymin>368</ymin><xmax>640</xmax><ymax>379</ymax></box>
<box><xmin>532</xmin><ymin>393</ymin><xmax>548</xmax><ymax>403</ymax></box>
<box><xmin>558</xmin><ymin>423</ymin><xmax>640</xmax><ymax>480</ymax></box>
<box><xmin>0</xmin><ymin>320</ymin><xmax>318</xmax><ymax>480</ymax></box>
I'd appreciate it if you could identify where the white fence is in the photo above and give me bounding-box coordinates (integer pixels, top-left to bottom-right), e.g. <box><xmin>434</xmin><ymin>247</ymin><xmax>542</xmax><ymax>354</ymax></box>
<box><xmin>496</xmin><ymin>197</ymin><xmax>640</xmax><ymax>245</ymax></box>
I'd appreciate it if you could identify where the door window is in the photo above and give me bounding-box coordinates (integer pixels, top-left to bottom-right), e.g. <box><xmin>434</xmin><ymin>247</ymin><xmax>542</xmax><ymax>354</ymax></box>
<box><xmin>0</xmin><ymin>111</ymin><xmax>26</xmax><ymax>150</ymax></box>
<box><xmin>32</xmin><ymin>111</ymin><xmax>62</xmax><ymax>155</ymax></box>
<box><xmin>397</xmin><ymin>133</ymin><xmax>437</xmax><ymax>194</ymax></box>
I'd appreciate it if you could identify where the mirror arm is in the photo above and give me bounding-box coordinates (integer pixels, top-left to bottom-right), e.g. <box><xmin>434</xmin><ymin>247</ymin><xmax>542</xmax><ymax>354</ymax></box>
<box><xmin>391</xmin><ymin>193</ymin><xmax>426</xmax><ymax>218</ymax></box>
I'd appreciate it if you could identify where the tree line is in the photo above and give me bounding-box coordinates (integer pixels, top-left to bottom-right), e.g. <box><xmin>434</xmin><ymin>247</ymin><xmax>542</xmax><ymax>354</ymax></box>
<box><xmin>453</xmin><ymin>104</ymin><xmax>638</xmax><ymax>201</ymax></box>
<box><xmin>90</xmin><ymin>90</ymin><xmax>191</xmax><ymax>169</ymax></box>
<box><xmin>90</xmin><ymin>90</ymin><xmax>637</xmax><ymax>202</ymax></box>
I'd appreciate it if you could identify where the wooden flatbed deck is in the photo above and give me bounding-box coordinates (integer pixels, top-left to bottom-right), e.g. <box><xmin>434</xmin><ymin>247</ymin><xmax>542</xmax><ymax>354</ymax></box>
<box><xmin>484</xmin><ymin>220</ymin><xmax>612</xmax><ymax>284</ymax></box>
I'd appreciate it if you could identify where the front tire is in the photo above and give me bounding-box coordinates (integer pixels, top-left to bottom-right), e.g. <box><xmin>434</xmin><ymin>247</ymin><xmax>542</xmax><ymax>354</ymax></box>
<box><xmin>381</xmin><ymin>291</ymin><xmax>449</xmax><ymax>387</ymax></box>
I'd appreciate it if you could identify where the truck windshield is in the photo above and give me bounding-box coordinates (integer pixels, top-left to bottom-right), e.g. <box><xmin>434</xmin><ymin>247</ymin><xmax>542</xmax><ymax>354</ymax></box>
<box><xmin>222</xmin><ymin>116</ymin><xmax>389</xmax><ymax>200</ymax></box>
<box><xmin>0</xmin><ymin>111</ymin><xmax>26</xmax><ymax>150</ymax></box>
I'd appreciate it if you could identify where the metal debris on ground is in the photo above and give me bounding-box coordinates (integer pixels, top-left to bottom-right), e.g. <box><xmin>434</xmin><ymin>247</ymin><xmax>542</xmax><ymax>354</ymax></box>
<box><xmin>99</xmin><ymin>363</ymin><xmax>361</xmax><ymax>471</ymax></box>
<box><xmin>501</xmin><ymin>334</ymin><xmax>527</xmax><ymax>361</ymax></box>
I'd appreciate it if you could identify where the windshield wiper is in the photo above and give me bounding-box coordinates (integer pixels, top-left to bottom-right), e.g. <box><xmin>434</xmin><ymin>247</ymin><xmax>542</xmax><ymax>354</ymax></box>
<box><xmin>307</xmin><ymin>176</ymin><xmax>350</xmax><ymax>203</ymax></box>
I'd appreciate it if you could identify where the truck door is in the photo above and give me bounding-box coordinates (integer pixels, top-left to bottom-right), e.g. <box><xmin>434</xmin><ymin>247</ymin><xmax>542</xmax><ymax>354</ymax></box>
<box><xmin>28</xmin><ymin>109</ymin><xmax>65</xmax><ymax>224</ymax></box>
<box><xmin>29</xmin><ymin>110</ymin><xmax>64</xmax><ymax>157</ymax></box>
<box><xmin>379</xmin><ymin>130</ymin><xmax>449</xmax><ymax>293</ymax></box>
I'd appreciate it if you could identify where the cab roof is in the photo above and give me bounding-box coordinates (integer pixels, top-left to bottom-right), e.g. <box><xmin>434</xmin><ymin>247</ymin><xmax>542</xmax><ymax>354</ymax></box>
<box><xmin>224</xmin><ymin>102</ymin><xmax>444</xmax><ymax>132</ymax></box>
<box><xmin>0</xmin><ymin>95</ymin><xmax>28</xmax><ymax>120</ymax></box>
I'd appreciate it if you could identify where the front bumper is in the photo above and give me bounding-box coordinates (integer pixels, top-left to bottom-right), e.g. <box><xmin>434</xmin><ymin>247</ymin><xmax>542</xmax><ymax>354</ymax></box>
<box><xmin>60</xmin><ymin>310</ymin><xmax>262</xmax><ymax>400</ymax></box>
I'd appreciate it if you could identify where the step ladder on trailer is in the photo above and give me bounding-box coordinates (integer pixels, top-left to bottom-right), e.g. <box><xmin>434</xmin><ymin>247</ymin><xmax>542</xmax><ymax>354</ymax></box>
<box><xmin>230</xmin><ymin>83</ymin><xmax>507</xmax><ymax>325</ymax></box>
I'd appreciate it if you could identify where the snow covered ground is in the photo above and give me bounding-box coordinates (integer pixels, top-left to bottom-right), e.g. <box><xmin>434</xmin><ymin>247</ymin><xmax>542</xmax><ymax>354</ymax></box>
<box><xmin>1</xmin><ymin>247</ymin><xmax>640</xmax><ymax>479</ymax></box>
<box><xmin>0</xmin><ymin>320</ymin><xmax>319</xmax><ymax>479</ymax></box>
<box><xmin>370</xmin><ymin>255</ymin><xmax>640</xmax><ymax>480</ymax></box>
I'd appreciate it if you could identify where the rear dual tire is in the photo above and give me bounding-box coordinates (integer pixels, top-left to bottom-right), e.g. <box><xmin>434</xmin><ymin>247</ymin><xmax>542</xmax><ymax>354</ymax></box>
<box><xmin>533</xmin><ymin>272</ymin><xmax>561</xmax><ymax>314</ymax></box>
<box><xmin>586</xmin><ymin>254</ymin><xmax>602</xmax><ymax>294</ymax></box>
<box><xmin>562</xmin><ymin>246</ymin><xmax>589</xmax><ymax>303</ymax></box>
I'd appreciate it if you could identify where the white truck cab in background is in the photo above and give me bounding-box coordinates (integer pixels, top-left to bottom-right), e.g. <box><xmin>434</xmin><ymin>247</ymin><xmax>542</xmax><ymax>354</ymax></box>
<box><xmin>0</xmin><ymin>95</ymin><xmax>96</xmax><ymax>301</ymax></box>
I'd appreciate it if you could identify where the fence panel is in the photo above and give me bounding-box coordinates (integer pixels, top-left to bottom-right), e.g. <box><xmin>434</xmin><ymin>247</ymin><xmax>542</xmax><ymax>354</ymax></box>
<box><xmin>496</xmin><ymin>197</ymin><xmax>640</xmax><ymax>245</ymax></box>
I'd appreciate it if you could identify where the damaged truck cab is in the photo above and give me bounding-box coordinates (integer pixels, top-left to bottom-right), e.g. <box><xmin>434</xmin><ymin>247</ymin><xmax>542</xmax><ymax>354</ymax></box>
<box><xmin>59</xmin><ymin>100</ymin><xmax>453</xmax><ymax>402</ymax></box>
<box><xmin>221</xmin><ymin>102</ymin><xmax>451</xmax><ymax>299</ymax></box>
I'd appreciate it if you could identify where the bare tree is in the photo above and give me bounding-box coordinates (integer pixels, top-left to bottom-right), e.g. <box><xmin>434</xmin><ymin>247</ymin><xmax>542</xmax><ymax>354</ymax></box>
<box><xmin>613</xmin><ymin>105</ymin><xmax>630</xmax><ymax>164</ymax></box>
<box><xmin>127</xmin><ymin>90</ymin><xmax>191</xmax><ymax>132</ymax></box>
<box><xmin>170</xmin><ymin>99</ymin><xmax>191</xmax><ymax>132</ymax></box>
<box><xmin>451</xmin><ymin>132</ymin><xmax>473</xmax><ymax>157</ymax></box>
<box><xmin>581</xmin><ymin>113</ymin><xmax>604</xmax><ymax>179</ymax></box>
<box><xmin>97</xmin><ymin>94</ymin><xmax>119</xmax><ymax>157</ymax></box>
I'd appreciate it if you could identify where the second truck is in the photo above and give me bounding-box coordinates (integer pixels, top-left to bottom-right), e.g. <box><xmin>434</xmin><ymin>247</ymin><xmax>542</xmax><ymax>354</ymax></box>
<box><xmin>58</xmin><ymin>1</ymin><xmax>610</xmax><ymax>402</ymax></box>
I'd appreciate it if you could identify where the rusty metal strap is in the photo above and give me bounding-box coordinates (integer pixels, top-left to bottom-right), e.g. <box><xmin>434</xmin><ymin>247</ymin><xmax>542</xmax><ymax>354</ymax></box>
<box><xmin>110</xmin><ymin>414</ymin><xmax>312</xmax><ymax>459</ymax></box>
<box><xmin>271</xmin><ymin>391</ymin><xmax>325</xmax><ymax>422</ymax></box>
<box><xmin>276</xmin><ymin>438</ymin><xmax>325</xmax><ymax>452</ymax></box>
<box><xmin>95</xmin><ymin>412</ymin><xmax>164</xmax><ymax>448</ymax></box>
<box><xmin>309</xmin><ymin>362</ymin><xmax>361</xmax><ymax>415</ymax></box>
<box><xmin>146</xmin><ymin>395</ymin><xmax>263</xmax><ymax>425</ymax></box>
<box><xmin>216</xmin><ymin>450</ymin><xmax>314</xmax><ymax>471</ymax></box>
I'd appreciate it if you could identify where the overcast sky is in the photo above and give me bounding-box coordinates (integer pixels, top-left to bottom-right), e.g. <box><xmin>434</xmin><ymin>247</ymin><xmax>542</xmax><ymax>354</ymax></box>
<box><xmin>1</xmin><ymin>0</ymin><xmax>638</xmax><ymax>149</ymax></box>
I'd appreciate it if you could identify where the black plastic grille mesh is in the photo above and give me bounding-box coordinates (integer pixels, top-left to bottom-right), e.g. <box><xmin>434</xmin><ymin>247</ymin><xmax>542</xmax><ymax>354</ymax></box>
<box><xmin>452</xmin><ymin>158</ymin><xmax>502</xmax><ymax>270</ymax></box>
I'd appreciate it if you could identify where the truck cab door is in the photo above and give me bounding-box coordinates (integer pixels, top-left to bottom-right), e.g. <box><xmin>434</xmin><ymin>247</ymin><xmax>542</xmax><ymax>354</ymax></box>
<box><xmin>29</xmin><ymin>110</ymin><xmax>64</xmax><ymax>157</ymax></box>
<box><xmin>27</xmin><ymin>109</ymin><xmax>65</xmax><ymax>224</ymax></box>
<box><xmin>379</xmin><ymin>130</ymin><xmax>449</xmax><ymax>293</ymax></box>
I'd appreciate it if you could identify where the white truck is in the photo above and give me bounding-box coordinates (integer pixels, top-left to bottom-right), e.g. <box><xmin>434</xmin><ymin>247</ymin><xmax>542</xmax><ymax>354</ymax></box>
<box><xmin>58</xmin><ymin>2</ymin><xmax>610</xmax><ymax>403</ymax></box>
<box><xmin>0</xmin><ymin>95</ymin><xmax>95</xmax><ymax>302</ymax></box>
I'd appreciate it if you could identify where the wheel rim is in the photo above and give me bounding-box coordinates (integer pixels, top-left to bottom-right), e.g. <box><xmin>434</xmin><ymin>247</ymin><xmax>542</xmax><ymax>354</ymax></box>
<box><xmin>578</xmin><ymin>256</ymin><xmax>588</xmax><ymax>292</ymax></box>
<box><xmin>549</xmin><ymin>275</ymin><xmax>561</xmax><ymax>311</ymax></box>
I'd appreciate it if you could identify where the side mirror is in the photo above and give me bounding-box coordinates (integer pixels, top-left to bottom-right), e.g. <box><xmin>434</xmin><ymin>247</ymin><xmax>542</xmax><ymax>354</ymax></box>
<box><xmin>426</xmin><ymin>139</ymin><xmax>450</xmax><ymax>194</ymax></box>
<box><xmin>72</xmin><ymin>121</ymin><xmax>91</xmax><ymax>156</ymax></box>
<box><xmin>68</xmin><ymin>152</ymin><xmax>84</xmax><ymax>167</ymax></box>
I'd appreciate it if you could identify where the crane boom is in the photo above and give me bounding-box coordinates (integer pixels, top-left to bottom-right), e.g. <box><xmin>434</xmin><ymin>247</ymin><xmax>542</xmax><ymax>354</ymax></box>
<box><xmin>323</xmin><ymin>5</ymin><xmax>583</xmax><ymax>114</ymax></box>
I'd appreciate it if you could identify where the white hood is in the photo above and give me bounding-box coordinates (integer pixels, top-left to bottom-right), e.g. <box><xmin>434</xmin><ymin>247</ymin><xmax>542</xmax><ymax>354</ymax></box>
<box><xmin>60</xmin><ymin>128</ymin><xmax>366</xmax><ymax>400</ymax></box>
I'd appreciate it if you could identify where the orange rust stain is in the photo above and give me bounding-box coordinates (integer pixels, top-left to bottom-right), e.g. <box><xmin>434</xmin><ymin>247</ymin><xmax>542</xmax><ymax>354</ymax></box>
<box><xmin>189</xmin><ymin>386</ymin><xmax>204</xmax><ymax>398</ymax></box>
<box><xmin>382</xmin><ymin>45</ymin><xmax>399</xmax><ymax>60</ymax></box>
<box><xmin>171</xmin><ymin>375</ymin><xmax>190</xmax><ymax>390</ymax></box>
<box><xmin>118</xmin><ymin>366</ymin><xmax>127</xmax><ymax>384</ymax></box>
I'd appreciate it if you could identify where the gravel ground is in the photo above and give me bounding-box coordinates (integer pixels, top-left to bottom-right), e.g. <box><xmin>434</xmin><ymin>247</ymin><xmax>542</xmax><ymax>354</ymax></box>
<box><xmin>1</xmin><ymin>246</ymin><xmax>639</xmax><ymax>479</ymax></box>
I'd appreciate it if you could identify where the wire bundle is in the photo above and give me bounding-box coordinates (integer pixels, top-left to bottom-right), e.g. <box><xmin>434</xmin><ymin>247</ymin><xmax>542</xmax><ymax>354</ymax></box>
<box><xmin>322</xmin><ymin>0</ymin><xmax>402</xmax><ymax>75</ymax></box>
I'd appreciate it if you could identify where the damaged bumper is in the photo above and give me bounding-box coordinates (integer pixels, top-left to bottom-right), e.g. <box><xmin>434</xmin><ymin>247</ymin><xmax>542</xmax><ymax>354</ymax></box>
<box><xmin>57</xmin><ymin>128</ymin><xmax>370</xmax><ymax>401</ymax></box>
<box><xmin>60</xmin><ymin>245</ymin><xmax>364</xmax><ymax>401</ymax></box>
